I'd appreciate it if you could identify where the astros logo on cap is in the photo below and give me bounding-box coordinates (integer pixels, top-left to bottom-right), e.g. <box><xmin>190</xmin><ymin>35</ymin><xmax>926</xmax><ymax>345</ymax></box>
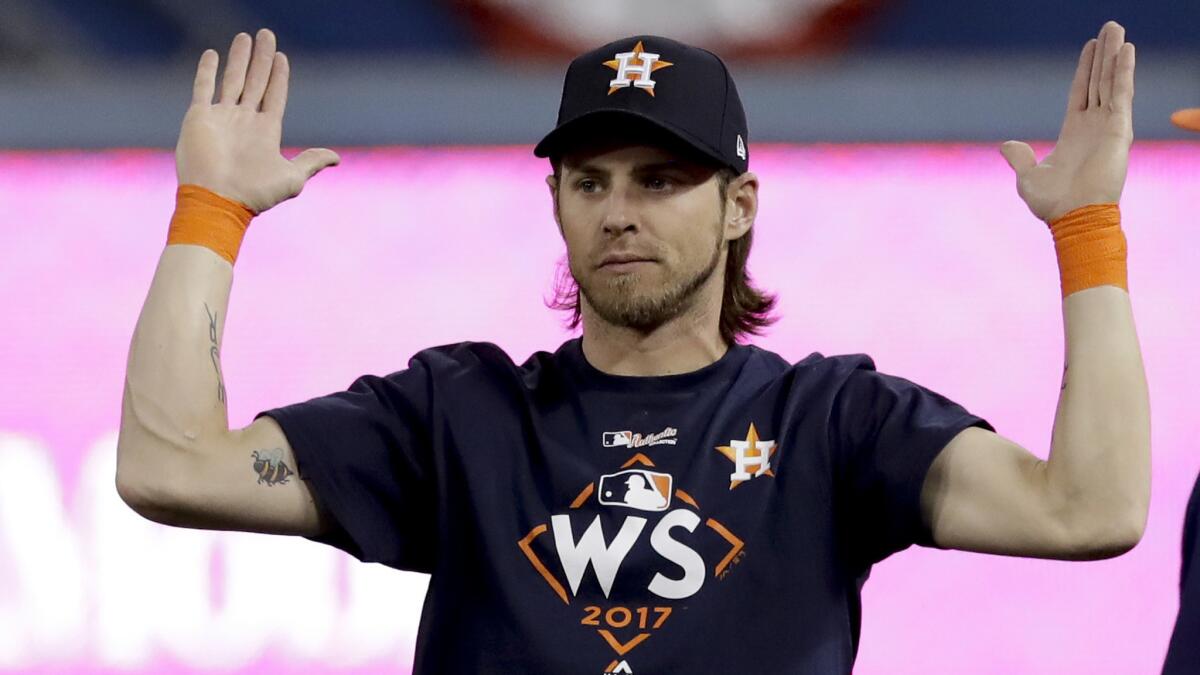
<box><xmin>604</xmin><ymin>41</ymin><xmax>673</xmax><ymax>97</ymax></box>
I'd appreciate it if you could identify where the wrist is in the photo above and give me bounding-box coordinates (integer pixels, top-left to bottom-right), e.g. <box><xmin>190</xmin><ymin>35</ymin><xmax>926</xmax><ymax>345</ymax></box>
<box><xmin>1048</xmin><ymin>203</ymin><xmax>1127</xmax><ymax>298</ymax></box>
<box><xmin>166</xmin><ymin>185</ymin><xmax>255</xmax><ymax>266</ymax></box>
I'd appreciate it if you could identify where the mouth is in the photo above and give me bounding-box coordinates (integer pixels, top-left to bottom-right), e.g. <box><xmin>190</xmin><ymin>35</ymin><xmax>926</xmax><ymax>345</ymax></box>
<box><xmin>598</xmin><ymin>253</ymin><xmax>658</xmax><ymax>272</ymax></box>
<box><xmin>599</xmin><ymin>260</ymin><xmax>657</xmax><ymax>274</ymax></box>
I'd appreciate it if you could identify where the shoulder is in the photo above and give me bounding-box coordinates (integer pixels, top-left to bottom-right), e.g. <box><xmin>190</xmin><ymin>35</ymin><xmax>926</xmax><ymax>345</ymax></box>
<box><xmin>799</xmin><ymin>351</ymin><xmax>878</xmax><ymax>376</ymax></box>
<box><xmin>742</xmin><ymin>344</ymin><xmax>879</xmax><ymax>385</ymax></box>
<box><xmin>406</xmin><ymin>341</ymin><xmax>517</xmax><ymax>373</ymax></box>
<box><xmin>396</xmin><ymin>340</ymin><xmax>568</xmax><ymax>395</ymax></box>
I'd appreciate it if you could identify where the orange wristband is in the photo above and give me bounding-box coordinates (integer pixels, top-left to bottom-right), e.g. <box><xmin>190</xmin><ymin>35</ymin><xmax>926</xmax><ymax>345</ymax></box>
<box><xmin>1047</xmin><ymin>203</ymin><xmax>1127</xmax><ymax>298</ymax></box>
<box><xmin>166</xmin><ymin>185</ymin><xmax>255</xmax><ymax>265</ymax></box>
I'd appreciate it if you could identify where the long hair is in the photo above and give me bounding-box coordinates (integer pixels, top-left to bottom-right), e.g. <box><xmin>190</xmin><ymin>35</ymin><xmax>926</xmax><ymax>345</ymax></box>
<box><xmin>548</xmin><ymin>167</ymin><xmax>778</xmax><ymax>344</ymax></box>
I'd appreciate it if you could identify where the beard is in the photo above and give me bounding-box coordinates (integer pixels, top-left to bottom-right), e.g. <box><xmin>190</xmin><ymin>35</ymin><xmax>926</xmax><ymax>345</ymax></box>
<box><xmin>572</xmin><ymin>237</ymin><xmax>724</xmax><ymax>333</ymax></box>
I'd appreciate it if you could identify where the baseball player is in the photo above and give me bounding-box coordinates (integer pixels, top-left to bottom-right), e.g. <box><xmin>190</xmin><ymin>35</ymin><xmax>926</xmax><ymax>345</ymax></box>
<box><xmin>1161</xmin><ymin>105</ymin><xmax>1198</xmax><ymax>674</ymax></box>
<box><xmin>116</xmin><ymin>22</ymin><xmax>1149</xmax><ymax>674</ymax></box>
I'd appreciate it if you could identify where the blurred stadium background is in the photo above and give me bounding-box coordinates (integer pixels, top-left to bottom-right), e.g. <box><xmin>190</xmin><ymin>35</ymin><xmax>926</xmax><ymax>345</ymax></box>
<box><xmin>1</xmin><ymin>2</ymin><xmax>1199</xmax><ymax>674</ymax></box>
<box><xmin>0</xmin><ymin>0</ymin><xmax>1197</xmax><ymax>147</ymax></box>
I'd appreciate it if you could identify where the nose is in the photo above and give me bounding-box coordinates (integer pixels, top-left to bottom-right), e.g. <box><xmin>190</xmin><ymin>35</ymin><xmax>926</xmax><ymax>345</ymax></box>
<box><xmin>600</xmin><ymin>185</ymin><xmax>639</xmax><ymax>237</ymax></box>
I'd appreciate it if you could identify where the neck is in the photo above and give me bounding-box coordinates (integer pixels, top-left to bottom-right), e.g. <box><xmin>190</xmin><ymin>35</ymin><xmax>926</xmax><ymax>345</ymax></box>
<box><xmin>579</xmin><ymin>281</ymin><xmax>728</xmax><ymax>377</ymax></box>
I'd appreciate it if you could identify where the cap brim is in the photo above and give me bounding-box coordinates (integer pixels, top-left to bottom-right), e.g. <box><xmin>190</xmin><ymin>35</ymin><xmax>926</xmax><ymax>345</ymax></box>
<box><xmin>1172</xmin><ymin>108</ymin><xmax>1200</xmax><ymax>132</ymax></box>
<box><xmin>534</xmin><ymin>109</ymin><xmax>732</xmax><ymax>171</ymax></box>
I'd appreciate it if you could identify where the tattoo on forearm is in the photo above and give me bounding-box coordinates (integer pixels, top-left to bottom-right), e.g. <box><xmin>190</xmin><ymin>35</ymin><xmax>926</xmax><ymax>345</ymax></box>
<box><xmin>252</xmin><ymin>448</ymin><xmax>295</xmax><ymax>486</ymax></box>
<box><xmin>203</xmin><ymin>302</ymin><xmax>226</xmax><ymax>404</ymax></box>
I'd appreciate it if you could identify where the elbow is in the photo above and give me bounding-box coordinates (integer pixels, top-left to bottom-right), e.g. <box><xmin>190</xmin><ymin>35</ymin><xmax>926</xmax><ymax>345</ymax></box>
<box><xmin>1048</xmin><ymin>446</ymin><xmax>1150</xmax><ymax>560</ymax></box>
<box><xmin>114</xmin><ymin>469</ymin><xmax>141</xmax><ymax>513</ymax></box>
<box><xmin>1115</xmin><ymin>516</ymin><xmax>1147</xmax><ymax>554</ymax></box>
<box><xmin>1112</xmin><ymin>503</ymin><xmax>1149</xmax><ymax>553</ymax></box>
<box><xmin>114</xmin><ymin>461</ymin><xmax>168</xmax><ymax>523</ymax></box>
<box><xmin>1079</xmin><ymin>519</ymin><xmax>1144</xmax><ymax>560</ymax></box>
<box><xmin>114</xmin><ymin>444</ymin><xmax>190</xmax><ymax>527</ymax></box>
<box><xmin>1062</xmin><ymin>505</ymin><xmax>1147</xmax><ymax>560</ymax></box>
<box><xmin>115</xmin><ymin>441</ymin><xmax>149</xmax><ymax>514</ymax></box>
<box><xmin>114</xmin><ymin>467</ymin><xmax>157</xmax><ymax>518</ymax></box>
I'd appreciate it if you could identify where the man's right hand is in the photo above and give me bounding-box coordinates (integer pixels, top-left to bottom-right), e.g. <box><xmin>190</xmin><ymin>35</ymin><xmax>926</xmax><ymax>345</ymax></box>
<box><xmin>176</xmin><ymin>29</ymin><xmax>339</xmax><ymax>214</ymax></box>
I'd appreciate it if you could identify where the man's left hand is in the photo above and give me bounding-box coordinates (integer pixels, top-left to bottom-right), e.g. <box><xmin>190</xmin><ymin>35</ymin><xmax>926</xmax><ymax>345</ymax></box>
<box><xmin>1000</xmin><ymin>21</ymin><xmax>1135</xmax><ymax>223</ymax></box>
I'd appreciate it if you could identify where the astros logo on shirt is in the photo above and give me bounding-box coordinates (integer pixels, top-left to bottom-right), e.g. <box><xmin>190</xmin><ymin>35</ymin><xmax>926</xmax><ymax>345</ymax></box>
<box><xmin>716</xmin><ymin>423</ymin><xmax>777</xmax><ymax>489</ymax></box>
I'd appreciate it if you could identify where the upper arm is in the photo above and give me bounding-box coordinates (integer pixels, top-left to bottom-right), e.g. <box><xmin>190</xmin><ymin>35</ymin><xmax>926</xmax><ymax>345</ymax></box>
<box><xmin>122</xmin><ymin>415</ymin><xmax>329</xmax><ymax>537</ymax></box>
<box><xmin>921</xmin><ymin>426</ymin><xmax>1089</xmax><ymax>559</ymax></box>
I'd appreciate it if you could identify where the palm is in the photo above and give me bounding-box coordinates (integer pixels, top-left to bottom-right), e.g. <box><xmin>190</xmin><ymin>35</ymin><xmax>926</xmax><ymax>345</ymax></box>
<box><xmin>1002</xmin><ymin>22</ymin><xmax>1135</xmax><ymax>223</ymax></box>
<box><xmin>176</xmin><ymin>30</ymin><xmax>338</xmax><ymax>214</ymax></box>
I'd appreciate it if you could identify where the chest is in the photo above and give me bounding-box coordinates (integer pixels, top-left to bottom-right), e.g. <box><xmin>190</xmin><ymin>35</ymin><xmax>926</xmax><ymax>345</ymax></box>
<box><xmin>439</xmin><ymin>390</ymin><xmax>839</xmax><ymax>595</ymax></box>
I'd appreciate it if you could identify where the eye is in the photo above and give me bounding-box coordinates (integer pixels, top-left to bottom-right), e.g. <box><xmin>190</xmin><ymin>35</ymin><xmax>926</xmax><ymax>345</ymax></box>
<box><xmin>643</xmin><ymin>176</ymin><xmax>672</xmax><ymax>191</ymax></box>
<box><xmin>576</xmin><ymin>178</ymin><xmax>601</xmax><ymax>193</ymax></box>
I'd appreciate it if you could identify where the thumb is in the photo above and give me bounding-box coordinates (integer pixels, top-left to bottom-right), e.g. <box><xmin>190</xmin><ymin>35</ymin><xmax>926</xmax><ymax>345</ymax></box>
<box><xmin>999</xmin><ymin>141</ymin><xmax>1037</xmax><ymax>176</ymax></box>
<box><xmin>291</xmin><ymin>147</ymin><xmax>340</xmax><ymax>180</ymax></box>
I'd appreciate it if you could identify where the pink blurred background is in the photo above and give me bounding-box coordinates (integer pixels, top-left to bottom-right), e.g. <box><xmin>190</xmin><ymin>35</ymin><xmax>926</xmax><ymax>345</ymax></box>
<box><xmin>1</xmin><ymin>143</ymin><xmax>1197</xmax><ymax>673</ymax></box>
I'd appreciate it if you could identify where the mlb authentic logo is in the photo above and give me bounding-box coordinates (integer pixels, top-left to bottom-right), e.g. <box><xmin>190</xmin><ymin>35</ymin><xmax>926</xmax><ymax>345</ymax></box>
<box><xmin>715</xmin><ymin>423</ymin><xmax>777</xmax><ymax>489</ymax></box>
<box><xmin>597</xmin><ymin>469</ymin><xmax>673</xmax><ymax>512</ymax></box>
<box><xmin>603</xmin><ymin>40</ymin><xmax>673</xmax><ymax>96</ymax></box>
<box><xmin>601</xmin><ymin>426</ymin><xmax>678</xmax><ymax>449</ymax></box>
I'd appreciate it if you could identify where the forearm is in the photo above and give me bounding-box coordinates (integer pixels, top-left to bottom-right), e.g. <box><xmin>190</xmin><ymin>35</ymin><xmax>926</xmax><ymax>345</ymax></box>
<box><xmin>1046</xmin><ymin>284</ymin><xmax>1150</xmax><ymax>543</ymax></box>
<box><xmin>117</xmin><ymin>244</ymin><xmax>235</xmax><ymax>495</ymax></box>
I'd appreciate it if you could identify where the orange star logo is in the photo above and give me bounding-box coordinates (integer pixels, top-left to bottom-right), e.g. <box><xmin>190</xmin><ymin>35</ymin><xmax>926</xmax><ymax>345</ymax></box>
<box><xmin>715</xmin><ymin>423</ymin><xmax>778</xmax><ymax>489</ymax></box>
<box><xmin>603</xmin><ymin>40</ymin><xmax>673</xmax><ymax>97</ymax></box>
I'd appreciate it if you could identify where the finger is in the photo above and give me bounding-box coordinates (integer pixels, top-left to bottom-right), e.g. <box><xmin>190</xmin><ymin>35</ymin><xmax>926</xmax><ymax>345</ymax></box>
<box><xmin>1066</xmin><ymin>39</ymin><xmax>1096</xmax><ymax>112</ymax></box>
<box><xmin>999</xmin><ymin>141</ymin><xmax>1037</xmax><ymax>176</ymax></box>
<box><xmin>261</xmin><ymin>52</ymin><xmax>290</xmax><ymax>117</ymax></box>
<box><xmin>1087</xmin><ymin>25</ymin><xmax>1107</xmax><ymax>108</ymax></box>
<box><xmin>1172</xmin><ymin>108</ymin><xmax>1200</xmax><ymax>132</ymax></box>
<box><xmin>1110</xmin><ymin>43</ymin><xmax>1135</xmax><ymax>114</ymax></box>
<box><xmin>1098</xmin><ymin>21</ymin><xmax>1126</xmax><ymax>108</ymax></box>
<box><xmin>291</xmin><ymin>148</ymin><xmax>341</xmax><ymax>180</ymax></box>
<box><xmin>191</xmin><ymin>49</ymin><xmax>218</xmax><ymax>106</ymax></box>
<box><xmin>218</xmin><ymin>32</ymin><xmax>253</xmax><ymax>104</ymax></box>
<box><xmin>240</xmin><ymin>28</ymin><xmax>277</xmax><ymax>109</ymax></box>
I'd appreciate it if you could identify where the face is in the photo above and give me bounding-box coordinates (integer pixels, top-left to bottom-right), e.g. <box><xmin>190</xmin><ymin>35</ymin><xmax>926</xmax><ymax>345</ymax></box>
<box><xmin>550</xmin><ymin>143</ymin><xmax>729</xmax><ymax>333</ymax></box>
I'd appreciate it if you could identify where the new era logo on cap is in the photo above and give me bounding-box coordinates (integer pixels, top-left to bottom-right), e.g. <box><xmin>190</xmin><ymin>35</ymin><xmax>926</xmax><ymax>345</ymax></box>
<box><xmin>534</xmin><ymin>35</ymin><xmax>751</xmax><ymax>175</ymax></box>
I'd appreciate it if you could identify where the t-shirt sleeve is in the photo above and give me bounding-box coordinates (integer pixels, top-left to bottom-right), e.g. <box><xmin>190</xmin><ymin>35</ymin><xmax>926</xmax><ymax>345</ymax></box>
<box><xmin>254</xmin><ymin>359</ymin><xmax>436</xmax><ymax>572</ymax></box>
<box><xmin>829</xmin><ymin>360</ymin><xmax>994</xmax><ymax>568</ymax></box>
<box><xmin>1163</xmin><ymin>473</ymin><xmax>1200</xmax><ymax>673</ymax></box>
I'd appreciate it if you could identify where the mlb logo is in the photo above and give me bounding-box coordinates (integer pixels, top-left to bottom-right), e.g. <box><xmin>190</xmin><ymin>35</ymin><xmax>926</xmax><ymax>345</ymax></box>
<box><xmin>597</xmin><ymin>470</ymin><xmax>673</xmax><ymax>512</ymax></box>
<box><xmin>602</xmin><ymin>431</ymin><xmax>633</xmax><ymax>448</ymax></box>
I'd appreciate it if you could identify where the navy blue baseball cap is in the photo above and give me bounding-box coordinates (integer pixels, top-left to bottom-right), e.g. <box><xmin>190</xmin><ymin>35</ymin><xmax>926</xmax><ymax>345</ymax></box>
<box><xmin>534</xmin><ymin>35</ymin><xmax>749</xmax><ymax>174</ymax></box>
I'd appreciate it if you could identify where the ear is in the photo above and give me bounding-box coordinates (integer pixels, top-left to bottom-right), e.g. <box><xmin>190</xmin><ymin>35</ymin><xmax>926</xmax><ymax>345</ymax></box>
<box><xmin>546</xmin><ymin>174</ymin><xmax>563</xmax><ymax>233</ymax></box>
<box><xmin>723</xmin><ymin>171</ymin><xmax>758</xmax><ymax>242</ymax></box>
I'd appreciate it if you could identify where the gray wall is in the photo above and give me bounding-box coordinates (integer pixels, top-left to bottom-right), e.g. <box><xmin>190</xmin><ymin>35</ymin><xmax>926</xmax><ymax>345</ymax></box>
<box><xmin>2</xmin><ymin>51</ymin><xmax>1199</xmax><ymax>149</ymax></box>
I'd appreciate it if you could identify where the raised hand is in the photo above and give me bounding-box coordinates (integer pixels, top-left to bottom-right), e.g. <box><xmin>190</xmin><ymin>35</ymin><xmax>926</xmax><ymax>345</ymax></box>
<box><xmin>1000</xmin><ymin>21</ymin><xmax>1135</xmax><ymax>223</ymax></box>
<box><xmin>176</xmin><ymin>29</ymin><xmax>339</xmax><ymax>214</ymax></box>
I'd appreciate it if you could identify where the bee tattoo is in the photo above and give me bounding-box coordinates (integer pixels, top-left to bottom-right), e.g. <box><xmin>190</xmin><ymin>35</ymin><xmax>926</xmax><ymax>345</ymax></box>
<box><xmin>252</xmin><ymin>448</ymin><xmax>295</xmax><ymax>486</ymax></box>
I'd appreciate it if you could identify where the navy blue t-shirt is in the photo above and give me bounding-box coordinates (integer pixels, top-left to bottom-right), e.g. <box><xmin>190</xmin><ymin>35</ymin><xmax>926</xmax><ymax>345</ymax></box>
<box><xmin>1163</xmin><ymin>473</ymin><xmax>1200</xmax><ymax>673</ymax></box>
<box><xmin>256</xmin><ymin>338</ymin><xmax>992</xmax><ymax>674</ymax></box>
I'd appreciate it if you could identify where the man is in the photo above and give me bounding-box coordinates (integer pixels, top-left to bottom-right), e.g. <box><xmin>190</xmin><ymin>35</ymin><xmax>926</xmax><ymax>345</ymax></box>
<box><xmin>116</xmin><ymin>23</ymin><xmax>1149</xmax><ymax>673</ymax></box>
<box><xmin>1162</xmin><ymin>106</ymin><xmax>1199</xmax><ymax>673</ymax></box>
